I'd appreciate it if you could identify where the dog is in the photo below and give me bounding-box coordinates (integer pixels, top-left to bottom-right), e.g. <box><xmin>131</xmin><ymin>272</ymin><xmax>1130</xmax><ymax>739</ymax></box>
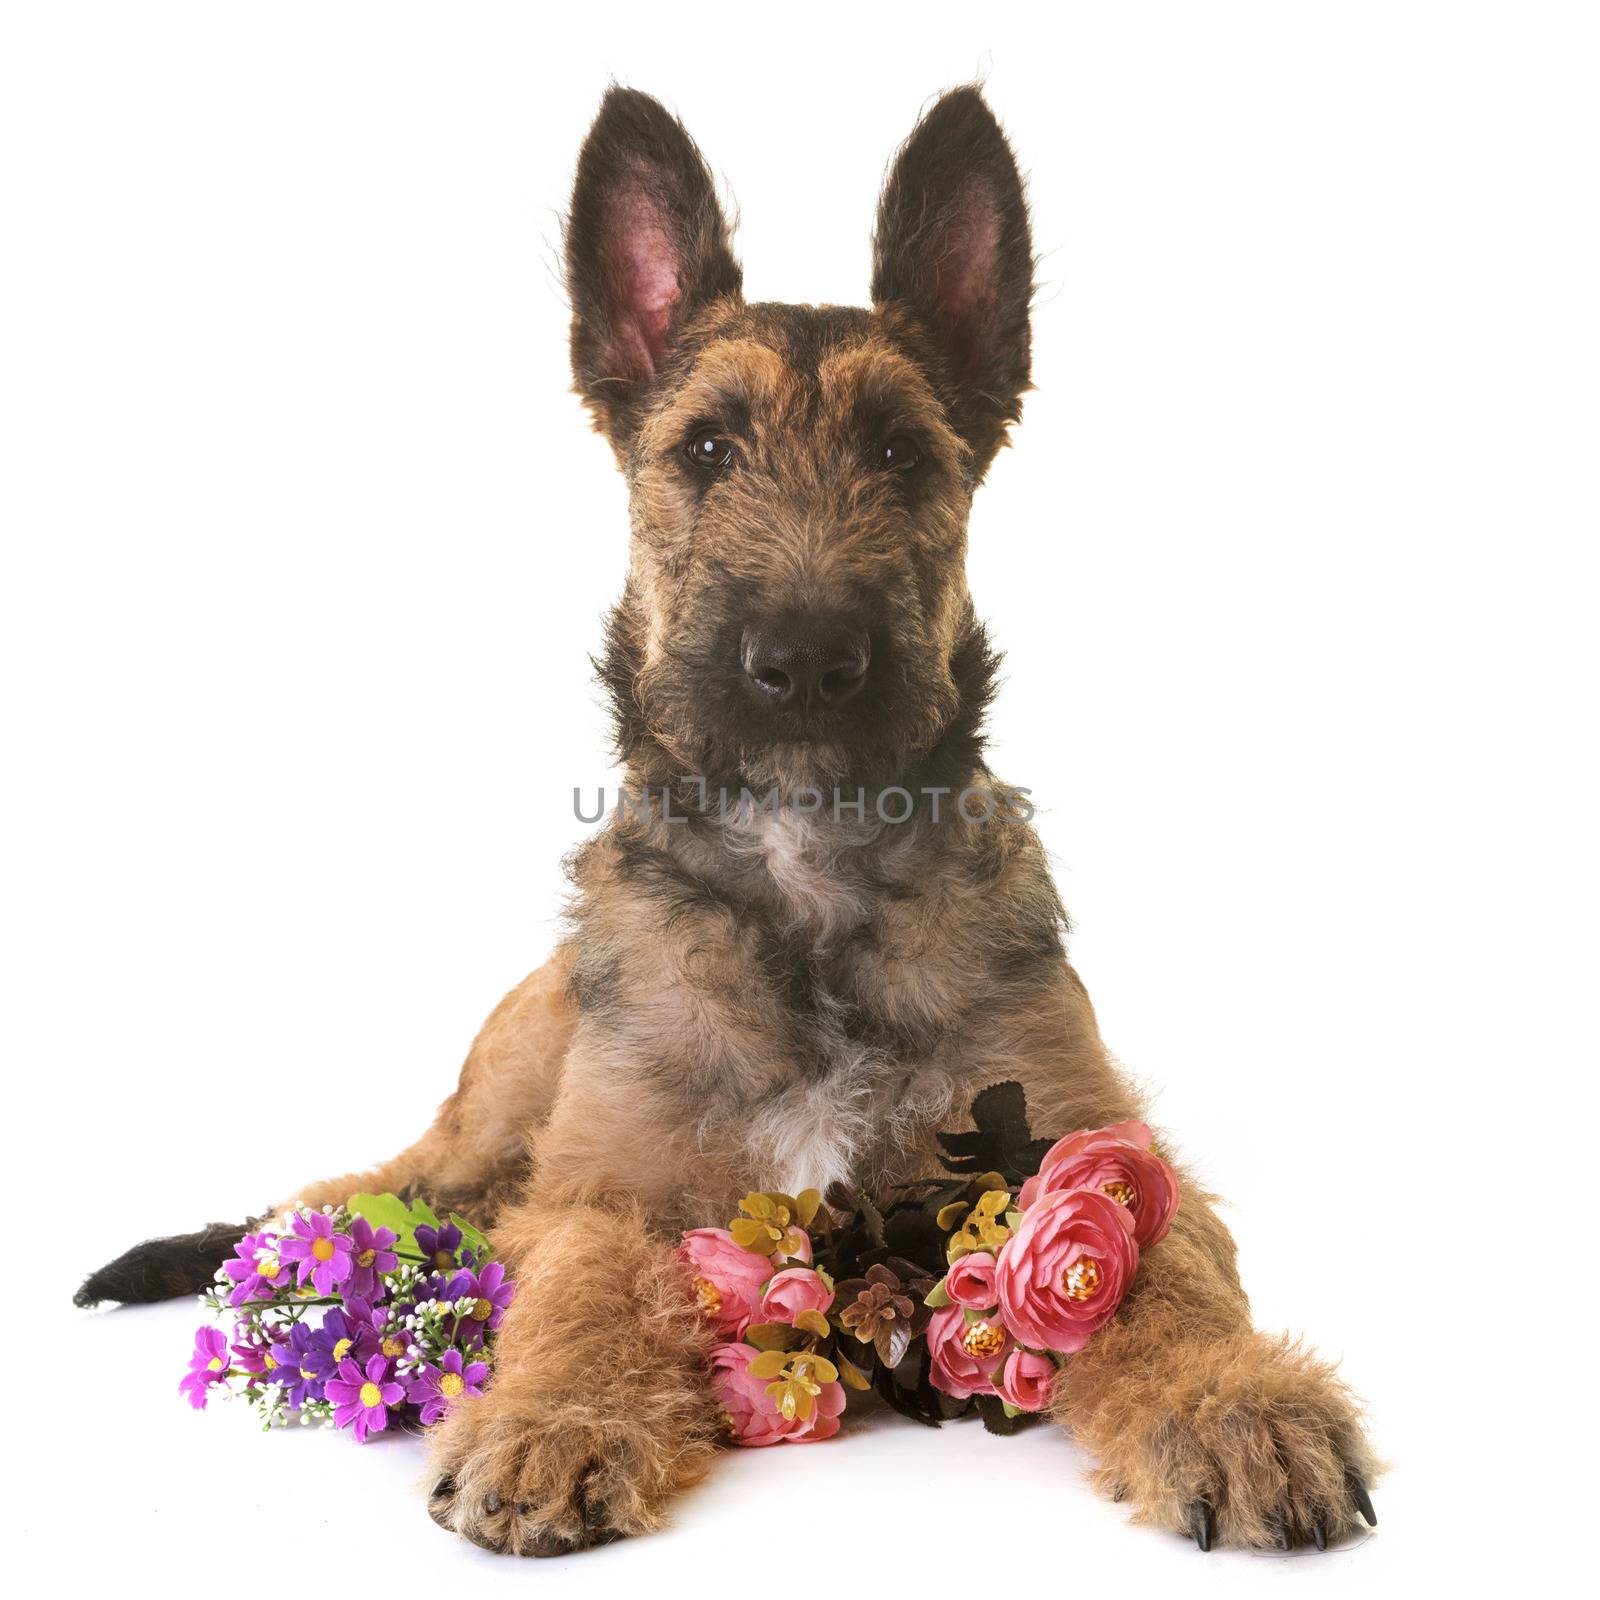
<box><xmin>78</xmin><ymin>85</ymin><xmax>1380</xmax><ymax>1556</ymax></box>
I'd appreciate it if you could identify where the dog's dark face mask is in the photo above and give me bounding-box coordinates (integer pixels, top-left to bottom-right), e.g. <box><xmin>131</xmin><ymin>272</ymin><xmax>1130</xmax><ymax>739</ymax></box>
<box><xmin>565</xmin><ymin>88</ymin><xmax>1032</xmax><ymax>796</ymax></box>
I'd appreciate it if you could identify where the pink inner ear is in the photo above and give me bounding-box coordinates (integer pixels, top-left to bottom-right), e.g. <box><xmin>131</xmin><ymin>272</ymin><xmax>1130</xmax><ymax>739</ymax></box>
<box><xmin>933</xmin><ymin>180</ymin><xmax>1001</xmax><ymax>369</ymax></box>
<box><xmin>603</xmin><ymin>184</ymin><xmax>683</xmax><ymax>381</ymax></box>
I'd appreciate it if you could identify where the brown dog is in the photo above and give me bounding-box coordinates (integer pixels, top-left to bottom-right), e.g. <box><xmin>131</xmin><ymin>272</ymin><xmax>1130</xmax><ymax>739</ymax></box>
<box><xmin>79</xmin><ymin>85</ymin><xmax>1379</xmax><ymax>1556</ymax></box>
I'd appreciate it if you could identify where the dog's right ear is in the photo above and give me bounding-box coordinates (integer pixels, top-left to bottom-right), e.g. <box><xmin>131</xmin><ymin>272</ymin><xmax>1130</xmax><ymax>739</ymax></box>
<box><xmin>565</xmin><ymin>88</ymin><xmax>742</xmax><ymax>447</ymax></box>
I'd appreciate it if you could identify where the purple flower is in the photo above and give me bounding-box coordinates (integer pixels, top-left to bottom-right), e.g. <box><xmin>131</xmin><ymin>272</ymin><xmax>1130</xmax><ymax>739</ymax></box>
<box><xmin>344</xmin><ymin>1217</ymin><xmax>399</xmax><ymax>1301</ymax></box>
<box><xmin>230</xmin><ymin>1323</ymin><xmax>289</xmax><ymax>1379</ymax></box>
<box><xmin>278</xmin><ymin>1210</ymin><xmax>353</xmax><ymax>1296</ymax></box>
<box><xmin>406</xmin><ymin>1347</ymin><xmax>489</xmax><ymax>1425</ymax></box>
<box><xmin>276</xmin><ymin>1322</ymin><xmax>325</xmax><ymax>1409</ymax></box>
<box><xmin>221</xmin><ymin>1231</ymin><xmax>289</xmax><ymax>1306</ymax></box>
<box><xmin>414</xmin><ymin>1220</ymin><xmax>463</xmax><ymax>1271</ymax></box>
<box><xmin>179</xmin><ymin>1326</ymin><xmax>231</xmax><ymax>1409</ymax></box>
<box><xmin>465</xmin><ymin>1260</ymin><xmax>515</xmax><ymax>1331</ymax></box>
<box><xmin>305</xmin><ymin>1303</ymin><xmax>379</xmax><ymax>1379</ymax></box>
<box><xmin>326</xmin><ymin>1353</ymin><xmax>405</xmax><ymax>1442</ymax></box>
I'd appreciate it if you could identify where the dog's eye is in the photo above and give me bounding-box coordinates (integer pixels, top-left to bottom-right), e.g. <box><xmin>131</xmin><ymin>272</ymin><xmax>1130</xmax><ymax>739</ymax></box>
<box><xmin>685</xmin><ymin>427</ymin><xmax>735</xmax><ymax>470</ymax></box>
<box><xmin>878</xmin><ymin>435</ymin><xmax>921</xmax><ymax>472</ymax></box>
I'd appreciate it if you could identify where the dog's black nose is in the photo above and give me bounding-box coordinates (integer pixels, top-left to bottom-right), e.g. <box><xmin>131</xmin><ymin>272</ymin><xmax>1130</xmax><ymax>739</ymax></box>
<box><xmin>742</xmin><ymin>619</ymin><xmax>871</xmax><ymax>711</ymax></box>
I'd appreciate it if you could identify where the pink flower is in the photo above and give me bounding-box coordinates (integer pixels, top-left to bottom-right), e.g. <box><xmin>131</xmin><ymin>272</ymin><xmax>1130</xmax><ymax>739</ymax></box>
<box><xmin>994</xmin><ymin>1188</ymin><xmax>1139</xmax><ymax>1354</ymax></box>
<box><xmin>677</xmin><ymin>1229</ymin><xmax>773</xmax><ymax>1337</ymax></box>
<box><xmin>759</xmin><ymin>1266</ymin><xmax>833</xmax><ymax>1324</ymax></box>
<box><xmin>707</xmin><ymin>1344</ymin><xmax>846</xmax><ymax>1446</ymax></box>
<box><xmin>944</xmin><ymin>1251</ymin><xmax>998</xmax><ymax>1310</ymax></box>
<box><xmin>1018</xmin><ymin>1120</ymin><xmax>1180</xmax><ymax>1248</ymax></box>
<box><xmin>997</xmin><ymin>1348</ymin><xmax>1057</xmax><ymax>1413</ymax></box>
<box><xmin>178</xmin><ymin>1326</ymin><xmax>231</xmax><ymax>1409</ymax></box>
<box><xmin>925</xmin><ymin>1303</ymin><xmax>1013</xmax><ymax>1400</ymax></box>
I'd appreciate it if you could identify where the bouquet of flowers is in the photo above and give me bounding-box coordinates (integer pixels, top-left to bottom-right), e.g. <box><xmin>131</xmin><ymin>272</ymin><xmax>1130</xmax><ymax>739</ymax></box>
<box><xmin>177</xmin><ymin>1084</ymin><xmax>1174</xmax><ymax>1457</ymax></box>
<box><xmin>179</xmin><ymin>1193</ymin><xmax>515</xmax><ymax>1441</ymax></box>
<box><xmin>681</xmin><ymin>1082</ymin><xmax>1181</xmax><ymax>1444</ymax></box>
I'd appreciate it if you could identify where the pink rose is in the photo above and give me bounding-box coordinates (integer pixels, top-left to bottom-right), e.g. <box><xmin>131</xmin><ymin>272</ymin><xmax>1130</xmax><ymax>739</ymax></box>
<box><xmin>994</xmin><ymin>1188</ymin><xmax>1139</xmax><ymax>1353</ymax></box>
<box><xmin>925</xmin><ymin>1303</ymin><xmax>1013</xmax><ymax>1400</ymax></box>
<box><xmin>759</xmin><ymin>1266</ymin><xmax>833</xmax><ymax>1324</ymax></box>
<box><xmin>707</xmin><ymin>1343</ymin><xmax>846</xmax><ymax>1446</ymax></box>
<box><xmin>997</xmin><ymin>1348</ymin><xmax>1057</xmax><ymax>1413</ymax></box>
<box><xmin>677</xmin><ymin>1229</ymin><xmax>772</xmax><ymax>1337</ymax></box>
<box><xmin>1018</xmin><ymin>1120</ymin><xmax>1180</xmax><ymax>1248</ymax></box>
<box><xmin>943</xmin><ymin>1251</ymin><xmax>998</xmax><ymax>1310</ymax></box>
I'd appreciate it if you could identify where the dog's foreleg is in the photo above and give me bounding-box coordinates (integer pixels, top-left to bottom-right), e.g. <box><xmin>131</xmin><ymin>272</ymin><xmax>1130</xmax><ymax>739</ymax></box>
<box><xmin>1047</xmin><ymin>1178</ymin><xmax>1381</xmax><ymax>1549</ymax></box>
<box><xmin>991</xmin><ymin>1022</ymin><xmax>1382</xmax><ymax>1551</ymax></box>
<box><xmin>425</xmin><ymin>1193</ymin><xmax>720</xmax><ymax>1556</ymax></box>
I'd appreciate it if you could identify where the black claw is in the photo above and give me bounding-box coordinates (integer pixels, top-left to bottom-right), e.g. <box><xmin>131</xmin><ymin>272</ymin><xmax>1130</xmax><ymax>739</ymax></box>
<box><xmin>1269</xmin><ymin>1517</ymin><xmax>1293</xmax><ymax>1551</ymax></box>
<box><xmin>1349</xmin><ymin>1476</ymin><xmax>1377</xmax><ymax>1527</ymax></box>
<box><xmin>1190</xmin><ymin>1500</ymin><xmax>1215</xmax><ymax>1552</ymax></box>
<box><xmin>1312</xmin><ymin>1517</ymin><xmax>1328</xmax><ymax>1551</ymax></box>
<box><xmin>484</xmin><ymin>1492</ymin><xmax>503</xmax><ymax>1514</ymax></box>
<box><xmin>430</xmin><ymin>1475</ymin><xmax>455</xmax><ymax>1500</ymax></box>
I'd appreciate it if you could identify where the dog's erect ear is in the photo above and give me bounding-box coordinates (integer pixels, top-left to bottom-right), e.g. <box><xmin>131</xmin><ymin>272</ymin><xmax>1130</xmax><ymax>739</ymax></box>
<box><xmin>566</xmin><ymin>88</ymin><xmax>742</xmax><ymax>445</ymax></box>
<box><xmin>872</xmin><ymin>88</ymin><xmax>1033</xmax><ymax>475</ymax></box>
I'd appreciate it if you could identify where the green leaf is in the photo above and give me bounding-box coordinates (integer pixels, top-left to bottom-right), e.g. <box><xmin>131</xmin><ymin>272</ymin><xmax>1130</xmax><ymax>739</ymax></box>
<box><xmin>975</xmin><ymin>1393</ymin><xmax>1028</xmax><ymax>1435</ymax></box>
<box><xmin>857</xmin><ymin>1189</ymin><xmax>886</xmax><ymax>1248</ymax></box>
<box><xmin>347</xmin><ymin>1192</ymin><xmax>494</xmax><ymax>1269</ymax></box>
<box><xmin>875</xmin><ymin>1320</ymin><xmax>912</xmax><ymax>1371</ymax></box>
<box><xmin>745</xmin><ymin>1322</ymin><xmax>802</xmax><ymax>1352</ymax></box>
<box><xmin>924</xmin><ymin>1276</ymin><xmax>952</xmax><ymax>1308</ymax></box>
<box><xmin>450</xmin><ymin>1213</ymin><xmax>492</xmax><ymax>1262</ymax></box>
<box><xmin>838</xmin><ymin>1354</ymin><xmax>871</xmax><ymax>1391</ymax></box>
<box><xmin>935</xmin><ymin>1081</ymin><xmax>1055</xmax><ymax>1185</ymax></box>
<box><xmin>347</xmin><ymin>1192</ymin><xmax>412</xmax><ymax>1234</ymax></box>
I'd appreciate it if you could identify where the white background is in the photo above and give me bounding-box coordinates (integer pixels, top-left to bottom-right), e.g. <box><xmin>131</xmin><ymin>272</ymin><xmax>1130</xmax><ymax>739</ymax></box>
<box><xmin>4</xmin><ymin>3</ymin><xmax>1596</xmax><ymax>1593</ymax></box>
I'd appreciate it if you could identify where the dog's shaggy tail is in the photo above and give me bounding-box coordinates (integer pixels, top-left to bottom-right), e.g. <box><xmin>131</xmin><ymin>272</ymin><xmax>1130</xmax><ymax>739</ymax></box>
<box><xmin>74</xmin><ymin>1220</ymin><xmax>257</xmax><ymax>1308</ymax></box>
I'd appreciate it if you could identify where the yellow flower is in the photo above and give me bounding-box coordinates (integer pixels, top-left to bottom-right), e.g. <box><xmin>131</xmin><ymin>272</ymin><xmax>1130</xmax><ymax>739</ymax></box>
<box><xmin>728</xmin><ymin>1192</ymin><xmax>808</xmax><ymax>1259</ymax></box>
<box><xmin>949</xmin><ymin>1187</ymin><xmax>1013</xmax><ymax>1259</ymax></box>
<box><xmin>749</xmin><ymin>1349</ymin><xmax>840</xmax><ymax>1422</ymax></box>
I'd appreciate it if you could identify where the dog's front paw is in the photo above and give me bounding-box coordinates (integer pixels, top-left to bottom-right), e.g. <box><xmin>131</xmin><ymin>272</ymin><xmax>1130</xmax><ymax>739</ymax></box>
<box><xmin>425</xmin><ymin>1369</ymin><xmax>719</xmax><ymax>1556</ymax></box>
<box><xmin>1074</xmin><ymin>1330</ymin><xmax>1382</xmax><ymax>1551</ymax></box>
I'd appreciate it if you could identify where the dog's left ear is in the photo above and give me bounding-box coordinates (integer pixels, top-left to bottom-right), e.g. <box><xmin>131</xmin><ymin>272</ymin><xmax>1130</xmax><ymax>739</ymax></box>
<box><xmin>566</xmin><ymin>87</ymin><xmax>743</xmax><ymax>447</ymax></box>
<box><xmin>872</xmin><ymin>88</ymin><xmax>1033</xmax><ymax>476</ymax></box>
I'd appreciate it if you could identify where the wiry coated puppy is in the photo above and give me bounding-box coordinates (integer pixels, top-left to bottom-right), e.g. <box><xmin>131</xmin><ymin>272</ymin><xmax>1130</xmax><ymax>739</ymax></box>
<box><xmin>80</xmin><ymin>86</ymin><xmax>1380</xmax><ymax>1556</ymax></box>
